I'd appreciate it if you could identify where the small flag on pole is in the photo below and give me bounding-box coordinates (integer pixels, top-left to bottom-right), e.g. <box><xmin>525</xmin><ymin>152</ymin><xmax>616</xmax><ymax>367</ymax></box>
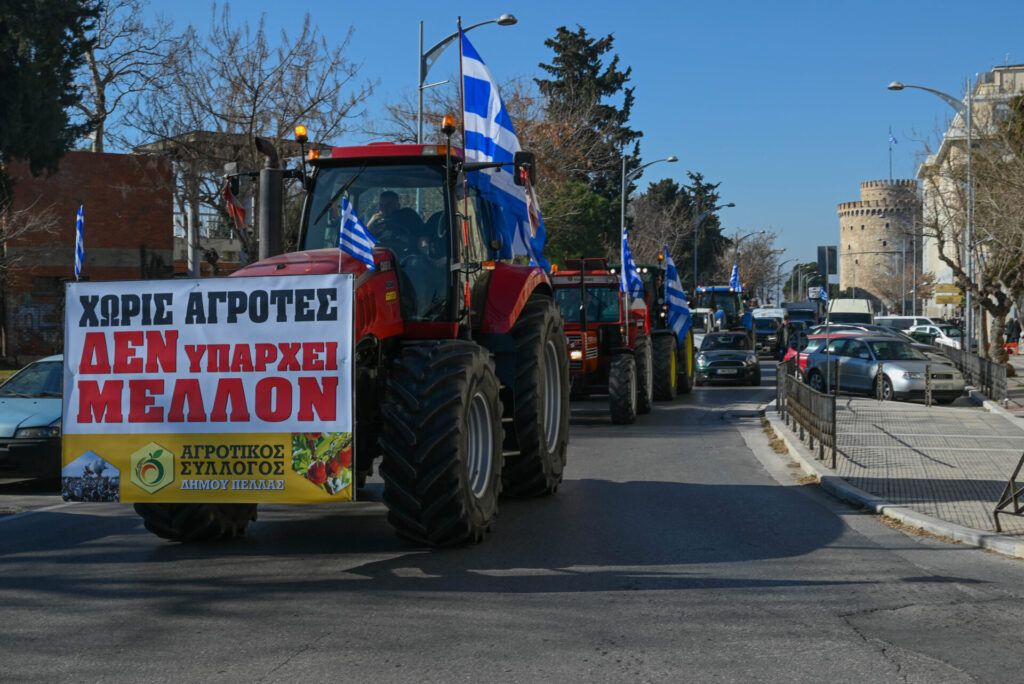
<box><xmin>664</xmin><ymin>245</ymin><xmax>692</xmax><ymax>343</ymax></box>
<box><xmin>74</xmin><ymin>205</ymin><xmax>84</xmax><ymax>280</ymax></box>
<box><xmin>222</xmin><ymin>179</ymin><xmax>248</xmax><ymax>234</ymax></box>
<box><xmin>729</xmin><ymin>262</ymin><xmax>741</xmax><ymax>291</ymax></box>
<box><xmin>888</xmin><ymin>133</ymin><xmax>898</xmax><ymax>145</ymax></box>
<box><xmin>337</xmin><ymin>198</ymin><xmax>377</xmax><ymax>270</ymax></box>
<box><xmin>620</xmin><ymin>229</ymin><xmax>645</xmax><ymax>297</ymax></box>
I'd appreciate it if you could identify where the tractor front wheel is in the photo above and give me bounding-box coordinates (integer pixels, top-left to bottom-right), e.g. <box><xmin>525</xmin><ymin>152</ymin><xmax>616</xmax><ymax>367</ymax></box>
<box><xmin>652</xmin><ymin>334</ymin><xmax>677</xmax><ymax>401</ymax></box>
<box><xmin>134</xmin><ymin>503</ymin><xmax>258</xmax><ymax>543</ymax></box>
<box><xmin>609</xmin><ymin>353</ymin><xmax>638</xmax><ymax>425</ymax></box>
<box><xmin>504</xmin><ymin>297</ymin><xmax>570</xmax><ymax>497</ymax></box>
<box><xmin>677</xmin><ymin>333</ymin><xmax>695</xmax><ymax>394</ymax></box>
<box><xmin>378</xmin><ymin>341</ymin><xmax>503</xmax><ymax>546</ymax></box>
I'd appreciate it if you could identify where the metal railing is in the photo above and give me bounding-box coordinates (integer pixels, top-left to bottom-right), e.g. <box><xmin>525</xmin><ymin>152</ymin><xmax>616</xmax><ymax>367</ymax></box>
<box><xmin>777</xmin><ymin>360</ymin><xmax>837</xmax><ymax>468</ymax></box>
<box><xmin>940</xmin><ymin>345</ymin><xmax>1006</xmax><ymax>402</ymax></box>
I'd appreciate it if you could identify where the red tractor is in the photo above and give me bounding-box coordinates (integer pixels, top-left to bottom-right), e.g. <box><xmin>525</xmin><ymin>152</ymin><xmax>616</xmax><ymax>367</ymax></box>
<box><xmin>133</xmin><ymin>129</ymin><xmax>570</xmax><ymax>546</ymax></box>
<box><xmin>550</xmin><ymin>258</ymin><xmax>652</xmax><ymax>424</ymax></box>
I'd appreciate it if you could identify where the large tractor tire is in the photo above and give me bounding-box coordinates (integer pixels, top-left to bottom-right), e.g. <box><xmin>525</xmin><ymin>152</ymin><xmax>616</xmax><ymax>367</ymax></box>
<box><xmin>134</xmin><ymin>503</ymin><xmax>257</xmax><ymax>543</ymax></box>
<box><xmin>677</xmin><ymin>332</ymin><xmax>695</xmax><ymax>394</ymax></box>
<box><xmin>504</xmin><ymin>297</ymin><xmax>570</xmax><ymax>497</ymax></box>
<box><xmin>635</xmin><ymin>335</ymin><xmax>653</xmax><ymax>415</ymax></box>
<box><xmin>378</xmin><ymin>341</ymin><xmax>503</xmax><ymax>546</ymax></box>
<box><xmin>608</xmin><ymin>353</ymin><xmax>637</xmax><ymax>425</ymax></box>
<box><xmin>652</xmin><ymin>334</ymin><xmax>678</xmax><ymax>401</ymax></box>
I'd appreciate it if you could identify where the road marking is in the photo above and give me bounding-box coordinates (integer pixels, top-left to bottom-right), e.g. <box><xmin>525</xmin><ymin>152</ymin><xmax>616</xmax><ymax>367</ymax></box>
<box><xmin>0</xmin><ymin>501</ymin><xmax>73</xmax><ymax>523</ymax></box>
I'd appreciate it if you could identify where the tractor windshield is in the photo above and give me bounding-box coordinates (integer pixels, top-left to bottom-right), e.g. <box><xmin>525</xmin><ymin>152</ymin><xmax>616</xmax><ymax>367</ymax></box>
<box><xmin>303</xmin><ymin>162</ymin><xmax>452</xmax><ymax>321</ymax></box>
<box><xmin>554</xmin><ymin>286</ymin><xmax>621</xmax><ymax>323</ymax></box>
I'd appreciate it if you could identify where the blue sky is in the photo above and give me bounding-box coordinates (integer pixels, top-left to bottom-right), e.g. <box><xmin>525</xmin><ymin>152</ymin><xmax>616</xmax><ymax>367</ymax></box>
<box><xmin>150</xmin><ymin>0</ymin><xmax>1024</xmax><ymax>267</ymax></box>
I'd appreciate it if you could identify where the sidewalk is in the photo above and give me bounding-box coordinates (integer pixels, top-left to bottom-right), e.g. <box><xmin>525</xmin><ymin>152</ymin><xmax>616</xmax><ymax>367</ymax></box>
<box><xmin>767</xmin><ymin>386</ymin><xmax>1024</xmax><ymax>559</ymax></box>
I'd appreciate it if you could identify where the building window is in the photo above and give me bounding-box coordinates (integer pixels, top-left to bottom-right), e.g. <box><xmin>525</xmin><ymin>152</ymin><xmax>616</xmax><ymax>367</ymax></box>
<box><xmin>855</xmin><ymin>259</ymin><xmax>859</xmax><ymax>264</ymax></box>
<box><xmin>861</xmin><ymin>225</ymin><xmax>865</xmax><ymax>230</ymax></box>
<box><xmin>885</xmin><ymin>222</ymin><xmax>890</xmax><ymax>228</ymax></box>
<box><xmin>882</xmin><ymin>241</ymin><xmax>887</xmax><ymax>246</ymax></box>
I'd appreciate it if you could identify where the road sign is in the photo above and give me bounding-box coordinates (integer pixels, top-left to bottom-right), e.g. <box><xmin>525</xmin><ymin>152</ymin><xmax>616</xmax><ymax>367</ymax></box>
<box><xmin>935</xmin><ymin>283</ymin><xmax>962</xmax><ymax>294</ymax></box>
<box><xmin>935</xmin><ymin>295</ymin><xmax>964</xmax><ymax>305</ymax></box>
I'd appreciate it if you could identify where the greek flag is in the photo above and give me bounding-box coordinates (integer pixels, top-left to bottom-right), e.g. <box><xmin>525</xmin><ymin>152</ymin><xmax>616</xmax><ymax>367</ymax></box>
<box><xmin>338</xmin><ymin>198</ymin><xmax>376</xmax><ymax>270</ymax></box>
<box><xmin>729</xmin><ymin>262</ymin><xmax>741</xmax><ymax>291</ymax></box>
<box><xmin>461</xmin><ymin>30</ymin><xmax>549</xmax><ymax>271</ymax></box>
<box><xmin>664</xmin><ymin>246</ymin><xmax>692</xmax><ymax>343</ymax></box>
<box><xmin>820</xmin><ymin>285</ymin><xmax>828</xmax><ymax>304</ymax></box>
<box><xmin>74</xmin><ymin>205</ymin><xmax>84</xmax><ymax>280</ymax></box>
<box><xmin>888</xmin><ymin>133</ymin><xmax>898</xmax><ymax>145</ymax></box>
<box><xmin>620</xmin><ymin>229</ymin><xmax>644</xmax><ymax>297</ymax></box>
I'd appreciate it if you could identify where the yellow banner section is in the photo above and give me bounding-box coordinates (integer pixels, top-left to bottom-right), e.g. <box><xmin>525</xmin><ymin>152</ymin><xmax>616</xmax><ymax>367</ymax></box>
<box><xmin>61</xmin><ymin>432</ymin><xmax>353</xmax><ymax>503</ymax></box>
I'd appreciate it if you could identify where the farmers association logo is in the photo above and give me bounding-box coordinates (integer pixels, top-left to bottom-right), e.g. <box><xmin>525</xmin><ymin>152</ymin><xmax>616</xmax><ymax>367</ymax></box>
<box><xmin>130</xmin><ymin>442</ymin><xmax>174</xmax><ymax>494</ymax></box>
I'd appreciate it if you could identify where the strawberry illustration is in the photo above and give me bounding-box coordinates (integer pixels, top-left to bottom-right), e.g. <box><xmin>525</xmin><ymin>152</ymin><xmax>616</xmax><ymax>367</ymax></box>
<box><xmin>306</xmin><ymin>460</ymin><xmax>327</xmax><ymax>485</ymax></box>
<box><xmin>335</xmin><ymin>445</ymin><xmax>352</xmax><ymax>470</ymax></box>
<box><xmin>325</xmin><ymin>458</ymin><xmax>342</xmax><ymax>478</ymax></box>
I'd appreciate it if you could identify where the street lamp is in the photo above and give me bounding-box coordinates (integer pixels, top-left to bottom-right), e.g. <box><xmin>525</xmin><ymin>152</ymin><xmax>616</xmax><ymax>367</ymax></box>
<box><xmin>889</xmin><ymin>79</ymin><xmax>973</xmax><ymax>347</ymax></box>
<box><xmin>776</xmin><ymin>258</ymin><xmax>797</xmax><ymax>304</ymax></box>
<box><xmin>693</xmin><ymin>202</ymin><xmax>736</xmax><ymax>292</ymax></box>
<box><xmin>619</xmin><ymin>155</ymin><xmax>677</xmax><ymax>317</ymax></box>
<box><xmin>418</xmin><ymin>14</ymin><xmax>517</xmax><ymax>143</ymax></box>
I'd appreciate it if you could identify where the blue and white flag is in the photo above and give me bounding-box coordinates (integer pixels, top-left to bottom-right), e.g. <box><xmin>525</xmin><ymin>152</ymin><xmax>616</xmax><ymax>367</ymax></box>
<box><xmin>664</xmin><ymin>245</ymin><xmax>692</xmax><ymax>343</ymax></box>
<box><xmin>461</xmin><ymin>30</ymin><xmax>549</xmax><ymax>271</ymax></box>
<box><xmin>820</xmin><ymin>285</ymin><xmax>828</xmax><ymax>304</ymax></box>
<box><xmin>338</xmin><ymin>198</ymin><xmax>377</xmax><ymax>270</ymax></box>
<box><xmin>74</xmin><ymin>205</ymin><xmax>84</xmax><ymax>280</ymax></box>
<box><xmin>888</xmin><ymin>133</ymin><xmax>898</xmax><ymax>145</ymax></box>
<box><xmin>729</xmin><ymin>262</ymin><xmax>741</xmax><ymax>291</ymax></box>
<box><xmin>620</xmin><ymin>229</ymin><xmax>645</xmax><ymax>297</ymax></box>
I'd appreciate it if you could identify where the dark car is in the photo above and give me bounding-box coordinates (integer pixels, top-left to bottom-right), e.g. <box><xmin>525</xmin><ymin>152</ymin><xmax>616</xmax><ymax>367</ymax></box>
<box><xmin>696</xmin><ymin>332</ymin><xmax>761</xmax><ymax>386</ymax></box>
<box><xmin>753</xmin><ymin>317</ymin><xmax>781</xmax><ymax>358</ymax></box>
<box><xmin>0</xmin><ymin>355</ymin><xmax>63</xmax><ymax>480</ymax></box>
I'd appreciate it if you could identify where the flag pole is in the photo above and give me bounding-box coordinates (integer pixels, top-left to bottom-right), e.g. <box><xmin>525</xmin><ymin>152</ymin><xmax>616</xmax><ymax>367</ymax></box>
<box><xmin>888</xmin><ymin>126</ymin><xmax>893</xmax><ymax>182</ymax></box>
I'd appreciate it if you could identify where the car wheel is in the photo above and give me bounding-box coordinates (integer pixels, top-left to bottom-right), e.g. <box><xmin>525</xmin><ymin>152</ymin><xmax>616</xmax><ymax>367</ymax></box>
<box><xmin>807</xmin><ymin>370</ymin><xmax>825</xmax><ymax>393</ymax></box>
<box><xmin>875</xmin><ymin>374</ymin><xmax>895</xmax><ymax>401</ymax></box>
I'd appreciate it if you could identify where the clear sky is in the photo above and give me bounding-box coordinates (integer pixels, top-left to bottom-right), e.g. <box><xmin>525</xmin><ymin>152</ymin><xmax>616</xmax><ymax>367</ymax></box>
<box><xmin>149</xmin><ymin>0</ymin><xmax>1024</xmax><ymax>268</ymax></box>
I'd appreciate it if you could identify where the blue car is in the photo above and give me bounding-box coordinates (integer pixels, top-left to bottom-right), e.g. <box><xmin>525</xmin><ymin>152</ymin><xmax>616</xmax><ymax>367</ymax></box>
<box><xmin>0</xmin><ymin>355</ymin><xmax>63</xmax><ymax>480</ymax></box>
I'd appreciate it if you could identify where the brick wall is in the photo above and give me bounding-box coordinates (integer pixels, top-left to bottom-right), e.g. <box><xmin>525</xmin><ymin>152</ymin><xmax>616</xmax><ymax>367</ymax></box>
<box><xmin>3</xmin><ymin>151</ymin><xmax>173</xmax><ymax>361</ymax></box>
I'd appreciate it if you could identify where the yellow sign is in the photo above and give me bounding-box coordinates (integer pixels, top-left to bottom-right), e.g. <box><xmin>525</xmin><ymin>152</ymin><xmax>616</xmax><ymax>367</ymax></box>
<box><xmin>935</xmin><ymin>283</ymin><xmax>962</xmax><ymax>294</ymax></box>
<box><xmin>130</xmin><ymin>442</ymin><xmax>175</xmax><ymax>494</ymax></box>
<box><xmin>935</xmin><ymin>295</ymin><xmax>964</xmax><ymax>305</ymax></box>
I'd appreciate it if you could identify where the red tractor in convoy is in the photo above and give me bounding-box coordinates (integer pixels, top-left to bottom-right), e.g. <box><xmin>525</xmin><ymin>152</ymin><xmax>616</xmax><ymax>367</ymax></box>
<box><xmin>133</xmin><ymin>127</ymin><xmax>570</xmax><ymax>546</ymax></box>
<box><xmin>550</xmin><ymin>258</ymin><xmax>652</xmax><ymax>424</ymax></box>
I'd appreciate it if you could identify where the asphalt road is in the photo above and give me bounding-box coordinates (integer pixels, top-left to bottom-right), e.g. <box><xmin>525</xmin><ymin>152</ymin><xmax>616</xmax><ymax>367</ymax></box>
<box><xmin>4</xmin><ymin>361</ymin><xmax>1024</xmax><ymax>682</ymax></box>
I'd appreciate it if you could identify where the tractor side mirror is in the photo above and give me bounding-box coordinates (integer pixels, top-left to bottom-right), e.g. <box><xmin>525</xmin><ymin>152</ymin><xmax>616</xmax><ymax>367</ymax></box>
<box><xmin>513</xmin><ymin>151</ymin><xmax>536</xmax><ymax>186</ymax></box>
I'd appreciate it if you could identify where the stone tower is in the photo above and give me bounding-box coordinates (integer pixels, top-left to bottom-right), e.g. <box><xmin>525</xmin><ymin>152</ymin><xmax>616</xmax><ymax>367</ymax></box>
<box><xmin>837</xmin><ymin>179</ymin><xmax>922</xmax><ymax>311</ymax></box>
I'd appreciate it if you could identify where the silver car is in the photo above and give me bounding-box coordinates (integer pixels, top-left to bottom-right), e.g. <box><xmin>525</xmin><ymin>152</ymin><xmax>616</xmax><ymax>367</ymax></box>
<box><xmin>803</xmin><ymin>336</ymin><xmax>964</xmax><ymax>403</ymax></box>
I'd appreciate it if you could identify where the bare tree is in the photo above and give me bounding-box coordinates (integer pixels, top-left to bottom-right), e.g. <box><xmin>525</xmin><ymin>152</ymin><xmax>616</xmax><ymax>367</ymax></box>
<box><xmin>710</xmin><ymin>230</ymin><xmax>780</xmax><ymax>301</ymax></box>
<box><xmin>130</xmin><ymin>3</ymin><xmax>376</xmax><ymax>261</ymax></box>
<box><xmin>74</xmin><ymin>0</ymin><xmax>182</xmax><ymax>152</ymax></box>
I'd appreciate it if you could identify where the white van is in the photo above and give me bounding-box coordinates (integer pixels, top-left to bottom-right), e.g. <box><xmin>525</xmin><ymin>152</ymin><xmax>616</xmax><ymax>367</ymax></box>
<box><xmin>828</xmin><ymin>299</ymin><xmax>873</xmax><ymax>324</ymax></box>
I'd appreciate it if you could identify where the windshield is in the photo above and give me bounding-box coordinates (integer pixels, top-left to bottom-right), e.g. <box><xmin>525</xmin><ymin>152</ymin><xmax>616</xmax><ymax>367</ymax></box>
<box><xmin>554</xmin><ymin>286</ymin><xmax>620</xmax><ymax>323</ymax></box>
<box><xmin>868</xmin><ymin>340</ymin><xmax>927</xmax><ymax>361</ymax></box>
<box><xmin>938</xmin><ymin>325</ymin><xmax>962</xmax><ymax>337</ymax></box>
<box><xmin>0</xmin><ymin>361</ymin><xmax>63</xmax><ymax>397</ymax></box>
<box><xmin>695</xmin><ymin>291</ymin><xmax>739</xmax><ymax>315</ymax></box>
<box><xmin>701</xmin><ymin>334</ymin><xmax>750</xmax><ymax>351</ymax></box>
<box><xmin>303</xmin><ymin>162</ymin><xmax>454</xmax><ymax>321</ymax></box>
<box><xmin>755</xmin><ymin>318</ymin><xmax>778</xmax><ymax>331</ymax></box>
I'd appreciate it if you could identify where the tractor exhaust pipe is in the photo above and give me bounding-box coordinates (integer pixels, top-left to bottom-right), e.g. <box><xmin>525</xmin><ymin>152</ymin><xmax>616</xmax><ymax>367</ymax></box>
<box><xmin>255</xmin><ymin>137</ymin><xmax>283</xmax><ymax>261</ymax></box>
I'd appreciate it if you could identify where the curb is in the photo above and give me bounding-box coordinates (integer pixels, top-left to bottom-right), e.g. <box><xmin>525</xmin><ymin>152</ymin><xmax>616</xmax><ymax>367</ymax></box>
<box><xmin>764</xmin><ymin>403</ymin><xmax>1024</xmax><ymax>560</ymax></box>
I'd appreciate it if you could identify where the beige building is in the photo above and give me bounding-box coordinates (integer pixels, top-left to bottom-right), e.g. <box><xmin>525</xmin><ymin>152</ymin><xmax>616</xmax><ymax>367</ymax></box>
<box><xmin>917</xmin><ymin>64</ymin><xmax>1024</xmax><ymax>317</ymax></box>
<box><xmin>837</xmin><ymin>179</ymin><xmax>922</xmax><ymax>313</ymax></box>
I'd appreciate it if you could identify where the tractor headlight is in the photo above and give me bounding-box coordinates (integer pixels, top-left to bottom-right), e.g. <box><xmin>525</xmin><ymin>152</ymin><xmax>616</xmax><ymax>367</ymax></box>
<box><xmin>570</xmin><ymin>350</ymin><xmax>583</xmax><ymax>361</ymax></box>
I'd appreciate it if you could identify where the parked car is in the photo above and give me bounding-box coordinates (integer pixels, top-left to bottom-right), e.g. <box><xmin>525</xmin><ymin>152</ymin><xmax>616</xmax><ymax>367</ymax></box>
<box><xmin>803</xmin><ymin>336</ymin><xmax>964</xmax><ymax>403</ymax></box>
<box><xmin>753</xmin><ymin>316</ymin><xmax>781</xmax><ymax>358</ymax></box>
<box><xmin>782</xmin><ymin>331</ymin><xmax>864</xmax><ymax>379</ymax></box>
<box><xmin>809</xmin><ymin>323</ymin><xmax>948</xmax><ymax>362</ymax></box>
<box><xmin>0</xmin><ymin>355</ymin><xmax>63</xmax><ymax>480</ymax></box>
<box><xmin>875</xmin><ymin>315</ymin><xmax>938</xmax><ymax>331</ymax></box>
<box><xmin>908</xmin><ymin>323</ymin><xmax>964</xmax><ymax>350</ymax></box>
<box><xmin>696</xmin><ymin>332</ymin><xmax>761</xmax><ymax>386</ymax></box>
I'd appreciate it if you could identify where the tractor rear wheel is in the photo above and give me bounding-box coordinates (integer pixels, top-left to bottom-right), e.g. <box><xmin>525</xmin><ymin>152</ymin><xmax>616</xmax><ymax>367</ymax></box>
<box><xmin>378</xmin><ymin>341</ymin><xmax>503</xmax><ymax>546</ymax></box>
<box><xmin>652</xmin><ymin>334</ymin><xmax>677</xmax><ymax>400</ymax></box>
<box><xmin>609</xmin><ymin>353</ymin><xmax>637</xmax><ymax>424</ymax></box>
<box><xmin>635</xmin><ymin>335</ymin><xmax>653</xmax><ymax>414</ymax></box>
<box><xmin>134</xmin><ymin>503</ymin><xmax>257</xmax><ymax>542</ymax></box>
<box><xmin>504</xmin><ymin>297</ymin><xmax>570</xmax><ymax>497</ymax></box>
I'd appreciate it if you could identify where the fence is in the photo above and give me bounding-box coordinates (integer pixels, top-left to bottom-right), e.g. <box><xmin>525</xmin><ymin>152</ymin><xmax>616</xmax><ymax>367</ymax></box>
<box><xmin>940</xmin><ymin>345</ymin><xmax>1007</xmax><ymax>402</ymax></box>
<box><xmin>776</xmin><ymin>360</ymin><xmax>837</xmax><ymax>467</ymax></box>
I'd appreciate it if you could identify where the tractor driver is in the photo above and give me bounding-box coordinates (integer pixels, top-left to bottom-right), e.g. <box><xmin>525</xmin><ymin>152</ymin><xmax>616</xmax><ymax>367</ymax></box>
<box><xmin>367</xmin><ymin>190</ymin><xmax>424</xmax><ymax>256</ymax></box>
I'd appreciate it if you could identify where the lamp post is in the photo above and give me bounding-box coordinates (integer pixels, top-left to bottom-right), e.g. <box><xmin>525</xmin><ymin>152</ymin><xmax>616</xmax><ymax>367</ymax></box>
<box><xmin>776</xmin><ymin>258</ymin><xmax>797</xmax><ymax>304</ymax></box>
<box><xmin>889</xmin><ymin>79</ymin><xmax>973</xmax><ymax>347</ymax></box>
<box><xmin>620</xmin><ymin>155</ymin><xmax>677</xmax><ymax>318</ymax></box>
<box><xmin>693</xmin><ymin>202</ymin><xmax>736</xmax><ymax>293</ymax></box>
<box><xmin>418</xmin><ymin>14</ymin><xmax>517</xmax><ymax>143</ymax></box>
